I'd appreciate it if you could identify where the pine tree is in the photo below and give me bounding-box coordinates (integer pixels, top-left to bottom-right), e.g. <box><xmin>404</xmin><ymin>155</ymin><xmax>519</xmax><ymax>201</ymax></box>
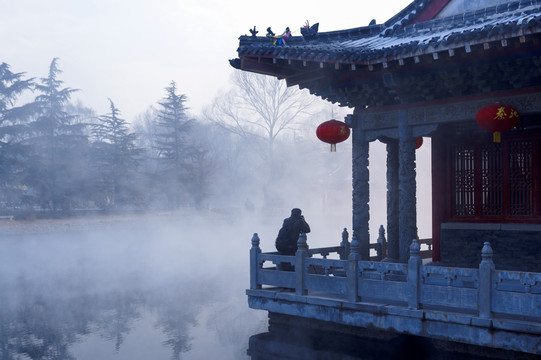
<box><xmin>26</xmin><ymin>58</ymin><xmax>89</xmax><ymax>212</ymax></box>
<box><xmin>152</xmin><ymin>81</ymin><xmax>194</xmax><ymax>208</ymax></box>
<box><xmin>0</xmin><ymin>63</ymin><xmax>34</xmax><ymax>209</ymax></box>
<box><xmin>91</xmin><ymin>99</ymin><xmax>143</xmax><ymax>208</ymax></box>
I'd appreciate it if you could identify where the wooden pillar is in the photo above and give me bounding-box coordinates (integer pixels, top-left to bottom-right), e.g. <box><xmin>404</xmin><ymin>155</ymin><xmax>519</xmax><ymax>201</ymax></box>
<box><xmin>431</xmin><ymin>130</ymin><xmax>446</xmax><ymax>262</ymax></box>
<box><xmin>398</xmin><ymin>110</ymin><xmax>418</xmax><ymax>263</ymax></box>
<box><xmin>386</xmin><ymin>140</ymin><xmax>399</xmax><ymax>261</ymax></box>
<box><xmin>351</xmin><ymin>119</ymin><xmax>370</xmax><ymax>260</ymax></box>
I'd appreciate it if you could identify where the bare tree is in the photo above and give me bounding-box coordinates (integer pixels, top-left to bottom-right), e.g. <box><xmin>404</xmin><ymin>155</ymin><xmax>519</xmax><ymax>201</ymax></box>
<box><xmin>132</xmin><ymin>106</ymin><xmax>158</xmax><ymax>156</ymax></box>
<box><xmin>204</xmin><ymin>71</ymin><xmax>354</xmax><ymax>209</ymax></box>
<box><xmin>204</xmin><ymin>71</ymin><xmax>316</xmax><ymax>163</ymax></box>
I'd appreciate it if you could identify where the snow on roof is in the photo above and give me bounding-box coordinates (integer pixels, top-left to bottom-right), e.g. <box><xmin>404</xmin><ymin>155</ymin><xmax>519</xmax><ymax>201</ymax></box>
<box><xmin>236</xmin><ymin>0</ymin><xmax>541</xmax><ymax>65</ymax></box>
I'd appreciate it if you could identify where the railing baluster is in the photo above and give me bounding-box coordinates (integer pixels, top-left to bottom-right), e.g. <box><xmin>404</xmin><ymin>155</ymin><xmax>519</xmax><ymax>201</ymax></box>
<box><xmin>296</xmin><ymin>233</ymin><xmax>308</xmax><ymax>295</ymax></box>
<box><xmin>408</xmin><ymin>238</ymin><xmax>421</xmax><ymax>309</ymax></box>
<box><xmin>340</xmin><ymin>228</ymin><xmax>350</xmax><ymax>260</ymax></box>
<box><xmin>348</xmin><ymin>234</ymin><xmax>361</xmax><ymax>302</ymax></box>
<box><xmin>377</xmin><ymin>225</ymin><xmax>387</xmax><ymax>261</ymax></box>
<box><xmin>250</xmin><ymin>233</ymin><xmax>262</xmax><ymax>290</ymax></box>
<box><xmin>478</xmin><ymin>241</ymin><xmax>494</xmax><ymax>319</ymax></box>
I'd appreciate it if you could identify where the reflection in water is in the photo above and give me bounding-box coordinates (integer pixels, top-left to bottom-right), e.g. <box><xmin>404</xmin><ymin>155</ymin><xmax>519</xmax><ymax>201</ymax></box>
<box><xmin>247</xmin><ymin>329</ymin><xmax>519</xmax><ymax>360</ymax></box>
<box><xmin>0</xmin><ymin>263</ymin><xmax>221</xmax><ymax>359</ymax></box>
<box><xmin>247</xmin><ymin>315</ymin><xmax>534</xmax><ymax>360</ymax></box>
<box><xmin>0</xmin><ymin>217</ymin><xmax>267</xmax><ymax>360</ymax></box>
<box><xmin>247</xmin><ymin>331</ymin><xmax>428</xmax><ymax>360</ymax></box>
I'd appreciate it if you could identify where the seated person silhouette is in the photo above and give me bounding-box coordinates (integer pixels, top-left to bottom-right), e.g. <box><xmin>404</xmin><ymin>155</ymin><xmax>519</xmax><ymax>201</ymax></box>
<box><xmin>275</xmin><ymin>208</ymin><xmax>310</xmax><ymax>270</ymax></box>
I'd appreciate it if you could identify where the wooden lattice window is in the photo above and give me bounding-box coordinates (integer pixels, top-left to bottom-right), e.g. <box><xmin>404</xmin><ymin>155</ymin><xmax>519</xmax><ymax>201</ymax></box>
<box><xmin>450</xmin><ymin>135</ymin><xmax>539</xmax><ymax>221</ymax></box>
<box><xmin>453</xmin><ymin>145</ymin><xmax>475</xmax><ymax>216</ymax></box>
<box><xmin>509</xmin><ymin>140</ymin><xmax>533</xmax><ymax>216</ymax></box>
<box><xmin>481</xmin><ymin>144</ymin><xmax>502</xmax><ymax>216</ymax></box>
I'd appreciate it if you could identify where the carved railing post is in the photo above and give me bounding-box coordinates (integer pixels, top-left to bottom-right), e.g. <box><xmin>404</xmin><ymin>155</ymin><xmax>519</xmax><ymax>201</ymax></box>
<box><xmin>250</xmin><ymin>233</ymin><xmax>262</xmax><ymax>290</ymax></box>
<box><xmin>479</xmin><ymin>242</ymin><xmax>495</xmax><ymax>318</ymax></box>
<box><xmin>377</xmin><ymin>225</ymin><xmax>387</xmax><ymax>261</ymax></box>
<box><xmin>407</xmin><ymin>239</ymin><xmax>421</xmax><ymax>309</ymax></box>
<box><xmin>340</xmin><ymin>228</ymin><xmax>350</xmax><ymax>260</ymax></box>
<box><xmin>348</xmin><ymin>234</ymin><xmax>361</xmax><ymax>302</ymax></box>
<box><xmin>296</xmin><ymin>233</ymin><xmax>308</xmax><ymax>295</ymax></box>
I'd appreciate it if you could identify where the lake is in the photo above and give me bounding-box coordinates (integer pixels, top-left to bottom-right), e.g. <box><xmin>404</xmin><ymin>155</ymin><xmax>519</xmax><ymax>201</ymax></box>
<box><xmin>0</xmin><ymin>214</ymin><xmax>529</xmax><ymax>360</ymax></box>
<box><xmin>0</xmin><ymin>214</ymin><xmax>270</xmax><ymax>360</ymax></box>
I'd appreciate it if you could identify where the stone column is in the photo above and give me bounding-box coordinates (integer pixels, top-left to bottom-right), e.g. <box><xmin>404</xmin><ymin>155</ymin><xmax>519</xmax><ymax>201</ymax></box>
<box><xmin>351</xmin><ymin>117</ymin><xmax>370</xmax><ymax>260</ymax></box>
<box><xmin>386</xmin><ymin>140</ymin><xmax>399</xmax><ymax>262</ymax></box>
<box><xmin>398</xmin><ymin>110</ymin><xmax>418</xmax><ymax>263</ymax></box>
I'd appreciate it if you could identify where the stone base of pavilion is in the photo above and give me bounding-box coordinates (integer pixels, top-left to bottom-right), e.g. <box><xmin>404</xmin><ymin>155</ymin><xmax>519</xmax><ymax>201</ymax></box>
<box><xmin>247</xmin><ymin>310</ymin><xmax>538</xmax><ymax>360</ymax></box>
<box><xmin>247</xmin><ymin>289</ymin><xmax>541</xmax><ymax>357</ymax></box>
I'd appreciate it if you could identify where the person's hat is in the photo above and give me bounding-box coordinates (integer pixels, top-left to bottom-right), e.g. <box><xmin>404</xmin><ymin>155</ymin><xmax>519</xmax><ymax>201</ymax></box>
<box><xmin>291</xmin><ymin>208</ymin><xmax>302</xmax><ymax>216</ymax></box>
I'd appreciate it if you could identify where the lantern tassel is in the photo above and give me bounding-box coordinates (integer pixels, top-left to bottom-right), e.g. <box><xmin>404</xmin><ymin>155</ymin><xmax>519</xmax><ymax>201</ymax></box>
<box><xmin>330</xmin><ymin>143</ymin><xmax>336</xmax><ymax>152</ymax></box>
<box><xmin>493</xmin><ymin>131</ymin><xmax>501</xmax><ymax>143</ymax></box>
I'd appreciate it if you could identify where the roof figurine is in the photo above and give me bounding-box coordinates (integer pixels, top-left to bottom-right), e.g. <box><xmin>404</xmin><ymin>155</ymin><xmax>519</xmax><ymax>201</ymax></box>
<box><xmin>266</xmin><ymin>26</ymin><xmax>291</xmax><ymax>46</ymax></box>
<box><xmin>300</xmin><ymin>20</ymin><xmax>319</xmax><ymax>41</ymax></box>
<box><xmin>249</xmin><ymin>26</ymin><xmax>258</xmax><ymax>37</ymax></box>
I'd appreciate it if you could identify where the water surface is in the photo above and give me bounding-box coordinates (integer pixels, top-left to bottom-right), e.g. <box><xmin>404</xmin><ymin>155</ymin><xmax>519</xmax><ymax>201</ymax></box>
<box><xmin>0</xmin><ymin>215</ymin><xmax>267</xmax><ymax>360</ymax></box>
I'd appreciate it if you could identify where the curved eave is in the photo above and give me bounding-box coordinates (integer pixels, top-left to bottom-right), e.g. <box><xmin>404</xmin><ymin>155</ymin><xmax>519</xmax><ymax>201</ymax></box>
<box><xmin>236</xmin><ymin>27</ymin><xmax>541</xmax><ymax>71</ymax></box>
<box><xmin>234</xmin><ymin>1</ymin><xmax>541</xmax><ymax>69</ymax></box>
<box><xmin>231</xmin><ymin>0</ymin><xmax>541</xmax><ymax>109</ymax></box>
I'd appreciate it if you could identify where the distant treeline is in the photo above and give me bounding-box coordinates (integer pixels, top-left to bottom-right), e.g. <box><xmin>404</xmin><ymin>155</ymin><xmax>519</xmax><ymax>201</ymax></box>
<box><xmin>1</xmin><ymin>58</ymin><xmax>223</xmax><ymax>217</ymax></box>
<box><xmin>1</xmin><ymin>58</ymin><xmax>352</xmax><ymax>219</ymax></box>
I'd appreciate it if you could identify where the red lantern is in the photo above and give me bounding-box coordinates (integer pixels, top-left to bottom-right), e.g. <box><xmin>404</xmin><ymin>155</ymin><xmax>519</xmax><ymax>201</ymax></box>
<box><xmin>316</xmin><ymin>119</ymin><xmax>350</xmax><ymax>152</ymax></box>
<box><xmin>475</xmin><ymin>103</ymin><xmax>519</xmax><ymax>143</ymax></box>
<box><xmin>415</xmin><ymin>137</ymin><xmax>423</xmax><ymax>149</ymax></box>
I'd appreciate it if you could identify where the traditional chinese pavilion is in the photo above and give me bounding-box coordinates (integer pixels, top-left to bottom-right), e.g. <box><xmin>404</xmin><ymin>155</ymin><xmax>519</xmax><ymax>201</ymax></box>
<box><xmin>232</xmin><ymin>0</ymin><xmax>541</xmax><ymax>271</ymax></box>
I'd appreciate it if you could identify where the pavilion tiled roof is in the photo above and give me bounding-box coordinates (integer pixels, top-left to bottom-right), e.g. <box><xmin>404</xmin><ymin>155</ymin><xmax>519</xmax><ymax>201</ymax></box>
<box><xmin>234</xmin><ymin>0</ymin><xmax>541</xmax><ymax>67</ymax></box>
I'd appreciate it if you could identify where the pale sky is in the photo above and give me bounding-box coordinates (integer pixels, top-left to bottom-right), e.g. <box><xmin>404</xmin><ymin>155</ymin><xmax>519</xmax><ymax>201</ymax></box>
<box><xmin>1</xmin><ymin>0</ymin><xmax>412</xmax><ymax>120</ymax></box>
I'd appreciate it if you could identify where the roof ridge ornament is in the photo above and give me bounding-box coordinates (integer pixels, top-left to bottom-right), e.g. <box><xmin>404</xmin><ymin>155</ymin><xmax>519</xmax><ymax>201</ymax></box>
<box><xmin>267</xmin><ymin>27</ymin><xmax>291</xmax><ymax>46</ymax></box>
<box><xmin>249</xmin><ymin>26</ymin><xmax>258</xmax><ymax>37</ymax></box>
<box><xmin>301</xmin><ymin>20</ymin><xmax>319</xmax><ymax>41</ymax></box>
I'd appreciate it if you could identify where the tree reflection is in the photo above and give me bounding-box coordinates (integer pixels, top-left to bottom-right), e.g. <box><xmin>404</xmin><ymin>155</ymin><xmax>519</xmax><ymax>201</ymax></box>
<box><xmin>149</xmin><ymin>276</ymin><xmax>216</xmax><ymax>360</ymax></box>
<box><xmin>94</xmin><ymin>289</ymin><xmax>144</xmax><ymax>352</ymax></box>
<box><xmin>2</xmin><ymin>288</ymin><xmax>92</xmax><ymax>360</ymax></box>
<box><xmin>156</xmin><ymin>308</ymin><xmax>195</xmax><ymax>359</ymax></box>
<box><xmin>0</xmin><ymin>273</ymin><xmax>216</xmax><ymax>360</ymax></box>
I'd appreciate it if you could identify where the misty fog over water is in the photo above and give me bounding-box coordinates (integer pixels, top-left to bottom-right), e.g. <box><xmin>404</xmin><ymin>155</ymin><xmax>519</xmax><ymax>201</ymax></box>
<box><xmin>0</xmin><ymin>210</ymin><xmax>516</xmax><ymax>360</ymax></box>
<box><xmin>0</xmin><ymin>213</ymin><xmax>271</xmax><ymax>360</ymax></box>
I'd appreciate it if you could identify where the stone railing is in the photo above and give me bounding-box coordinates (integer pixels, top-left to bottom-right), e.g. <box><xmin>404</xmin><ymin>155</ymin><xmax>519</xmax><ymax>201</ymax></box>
<box><xmin>249</xmin><ymin>232</ymin><xmax>541</xmax><ymax>321</ymax></box>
